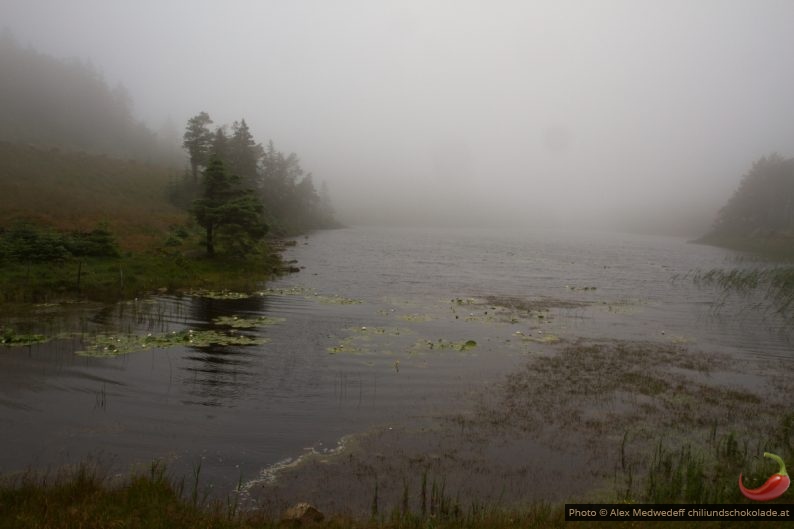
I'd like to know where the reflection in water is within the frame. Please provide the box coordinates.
[188,294,272,324]
[333,371,368,408]
[182,295,271,407]
[183,345,256,407]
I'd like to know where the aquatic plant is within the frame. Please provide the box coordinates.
[693,266,794,317]
[398,313,434,323]
[327,338,363,354]
[260,286,315,297]
[0,327,47,346]
[191,290,254,300]
[409,338,478,354]
[213,315,286,328]
[260,286,362,305]
[77,329,267,357]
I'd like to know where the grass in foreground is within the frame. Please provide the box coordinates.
[2,457,792,529]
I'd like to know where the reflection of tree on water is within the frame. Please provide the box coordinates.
[188,293,271,324]
[183,344,255,407]
[181,294,270,407]
[93,296,190,335]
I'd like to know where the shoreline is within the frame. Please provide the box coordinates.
[0,238,299,307]
[2,231,793,527]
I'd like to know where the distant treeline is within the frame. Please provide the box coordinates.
[176,112,337,236]
[0,33,177,163]
[709,154,794,238]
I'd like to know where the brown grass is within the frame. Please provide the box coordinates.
[0,141,186,251]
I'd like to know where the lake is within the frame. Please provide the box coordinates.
[1,226,791,512]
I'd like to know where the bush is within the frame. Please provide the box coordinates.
[66,225,120,257]
[0,221,119,262]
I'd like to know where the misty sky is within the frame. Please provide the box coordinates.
[4,0,794,232]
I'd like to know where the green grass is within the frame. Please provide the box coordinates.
[0,248,282,303]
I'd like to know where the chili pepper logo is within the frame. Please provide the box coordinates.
[738,452,790,501]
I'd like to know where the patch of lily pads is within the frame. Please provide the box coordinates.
[1,328,48,347]
[190,289,254,300]
[327,337,363,354]
[398,313,434,323]
[512,330,561,344]
[452,298,479,306]
[349,326,408,336]
[213,315,286,328]
[260,286,362,305]
[77,329,268,357]
[261,286,316,297]
[409,339,478,354]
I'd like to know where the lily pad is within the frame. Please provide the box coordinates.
[461,339,478,350]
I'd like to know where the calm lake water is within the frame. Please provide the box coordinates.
[0,226,791,497]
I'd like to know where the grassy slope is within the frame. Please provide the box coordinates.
[0,142,282,302]
[0,141,185,251]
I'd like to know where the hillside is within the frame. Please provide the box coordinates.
[0,33,177,163]
[0,142,185,251]
[700,154,794,260]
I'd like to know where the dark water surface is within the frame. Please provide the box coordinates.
[0,226,791,497]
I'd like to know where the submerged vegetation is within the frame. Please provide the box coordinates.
[692,267,794,317]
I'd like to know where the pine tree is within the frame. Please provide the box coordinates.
[182,112,214,183]
[191,156,267,256]
[228,119,263,187]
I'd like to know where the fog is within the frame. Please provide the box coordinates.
[4,0,794,234]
